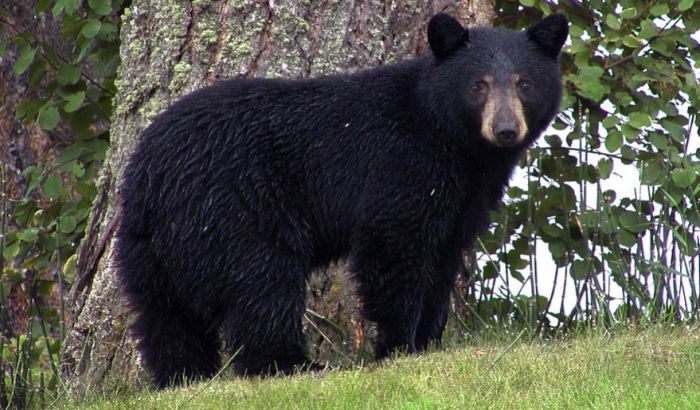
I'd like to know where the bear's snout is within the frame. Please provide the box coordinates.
[480,83,529,147]
[493,121,519,146]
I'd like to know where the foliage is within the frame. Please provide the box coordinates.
[0,0,123,406]
[457,0,700,331]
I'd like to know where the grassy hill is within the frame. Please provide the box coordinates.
[63,327,700,409]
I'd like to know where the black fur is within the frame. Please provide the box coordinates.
[428,13,469,60]
[114,14,568,388]
[527,14,569,58]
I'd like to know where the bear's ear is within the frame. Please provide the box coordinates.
[527,14,569,58]
[428,14,469,60]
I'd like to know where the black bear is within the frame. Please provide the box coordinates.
[114,13,568,388]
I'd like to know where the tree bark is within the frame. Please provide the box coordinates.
[60,0,496,395]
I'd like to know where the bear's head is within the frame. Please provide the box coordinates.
[425,13,568,149]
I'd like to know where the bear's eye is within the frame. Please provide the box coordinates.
[470,81,488,95]
[517,79,532,93]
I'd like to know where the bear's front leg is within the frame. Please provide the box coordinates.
[415,252,462,352]
[351,235,431,360]
[414,274,454,352]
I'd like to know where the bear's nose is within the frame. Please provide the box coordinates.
[493,123,518,146]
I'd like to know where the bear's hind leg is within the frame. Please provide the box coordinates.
[222,254,310,377]
[131,301,221,388]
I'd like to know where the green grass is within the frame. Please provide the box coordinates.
[63,327,700,409]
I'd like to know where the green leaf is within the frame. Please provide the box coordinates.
[13,47,36,75]
[59,215,77,233]
[661,118,687,143]
[70,106,95,136]
[649,133,668,151]
[619,212,648,233]
[88,0,112,15]
[510,269,525,283]
[15,98,39,122]
[680,0,695,11]
[620,145,636,163]
[540,222,562,239]
[63,254,77,277]
[572,46,590,65]
[64,0,80,14]
[656,185,683,209]
[622,35,642,48]
[571,260,591,280]
[3,241,20,259]
[28,59,47,91]
[545,134,562,148]
[57,64,81,85]
[650,3,670,16]
[63,91,86,113]
[38,106,60,130]
[598,158,613,179]
[621,124,639,141]
[16,228,39,242]
[520,0,535,6]
[548,240,567,259]
[55,142,88,164]
[81,19,102,39]
[52,0,64,17]
[42,175,62,199]
[36,0,52,13]
[505,250,529,270]
[59,160,86,178]
[605,131,623,152]
[672,167,696,189]
[628,112,652,129]
[482,263,498,280]
[575,67,609,102]
[619,8,636,19]
[601,115,618,129]
[535,2,551,14]
[617,229,637,247]
[639,20,658,40]
[569,25,583,37]
[579,66,604,79]
[99,22,117,39]
[605,14,621,30]
[74,38,95,63]
[579,82,609,102]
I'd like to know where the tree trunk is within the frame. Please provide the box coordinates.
[60,0,495,395]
